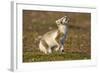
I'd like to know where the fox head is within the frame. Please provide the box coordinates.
[56,16,69,26]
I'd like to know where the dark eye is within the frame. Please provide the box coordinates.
[65,18,67,21]
[60,21,63,24]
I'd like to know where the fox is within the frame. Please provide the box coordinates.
[39,16,69,54]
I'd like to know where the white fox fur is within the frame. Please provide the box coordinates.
[39,16,69,54]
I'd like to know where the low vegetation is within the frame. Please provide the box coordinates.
[23,10,91,62]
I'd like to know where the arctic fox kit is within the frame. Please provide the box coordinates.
[39,16,69,54]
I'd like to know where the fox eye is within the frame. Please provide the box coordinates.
[60,21,63,24]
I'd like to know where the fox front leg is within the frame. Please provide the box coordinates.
[59,34,67,52]
[60,45,64,52]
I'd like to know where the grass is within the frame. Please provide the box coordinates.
[23,51,90,62]
[23,10,91,62]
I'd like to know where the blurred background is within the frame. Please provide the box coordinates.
[23,10,91,62]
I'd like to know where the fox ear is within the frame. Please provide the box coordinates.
[67,18,69,23]
[63,16,69,24]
